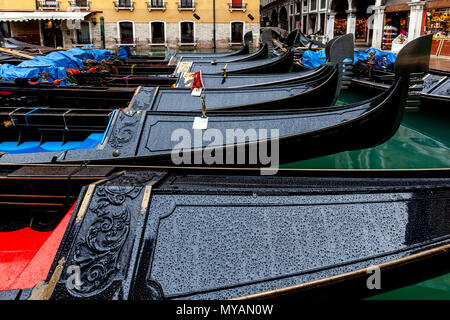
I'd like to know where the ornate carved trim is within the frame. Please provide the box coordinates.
[108,110,141,150]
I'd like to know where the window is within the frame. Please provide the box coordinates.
[73,0,89,7]
[180,21,194,43]
[39,0,59,10]
[0,22,10,37]
[310,0,317,11]
[231,21,244,43]
[179,0,193,8]
[151,0,164,7]
[114,0,133,10]
[118,21,134,44]
[150,21,165,44]
[76,21,91,44]
[320,0,326,10]
[231,0,243,9]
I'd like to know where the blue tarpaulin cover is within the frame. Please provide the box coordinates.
[301,49,326,69]
[301,47,398,69]
[0,47,113,85]
[117,46,131,61]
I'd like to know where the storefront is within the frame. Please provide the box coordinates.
[382,10,409,51]
[334,17,346,36]
[355,17,368,42]
[425,8,450,38]
[0,11,92,48]
[424,1,450,56]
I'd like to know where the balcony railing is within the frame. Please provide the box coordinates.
[178,0,195,11]
[177,37,198,46]
[113,1,135,11]
[38,0,60,11]
[227,37,244,46]
[147,1,166,11]
[228,2,247,12]
[114,37,138,46]
[68,0,90,10]
[147,38,167,46]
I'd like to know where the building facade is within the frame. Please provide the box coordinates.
[261,0,450,53]
[0,0,260,50]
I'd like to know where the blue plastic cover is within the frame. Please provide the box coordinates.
[117,46,131,61]
[353,48,397,66]
[0,47,113,85]
[301,49,326,69]
[301,47,397,69]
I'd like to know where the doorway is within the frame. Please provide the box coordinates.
[42,20,63,48]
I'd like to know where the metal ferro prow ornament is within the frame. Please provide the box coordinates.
[222,64,228,78]
[201,95,207,118]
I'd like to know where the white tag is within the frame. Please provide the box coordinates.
[193,117,208,130]
[191,87,203,96]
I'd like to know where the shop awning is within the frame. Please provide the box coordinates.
[0,11,91,22]
[424,0,450,10]
[384,0,410,13]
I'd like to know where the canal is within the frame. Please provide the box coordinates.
[285,88,450,299]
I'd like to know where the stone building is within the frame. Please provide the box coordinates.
[0,0,261,50]
[261,0,450,52]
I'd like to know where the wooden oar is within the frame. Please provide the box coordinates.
[0,47,35,59]
[272,39,287,52]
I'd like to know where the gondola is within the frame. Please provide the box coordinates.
[270,29,326,72]
[185,47,294,75]
[74,34,345,88]
[128,31,254,61]
[182,34,352,89]
[0,35,433,166]
[107,43,269,75]
[0,63,341,152]
[0,37,60,54]
[112,44,289,76]
[351,65,450,113]
[0,35,354,111]
[0,164,448,300]
[417,69,450,113]
[0,37,62,65]
[0,50,35,66]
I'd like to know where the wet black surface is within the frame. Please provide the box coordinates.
[37,168,449,300]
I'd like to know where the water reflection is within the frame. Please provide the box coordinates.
[283,91,450,170]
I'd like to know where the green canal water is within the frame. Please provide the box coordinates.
[282,90,450,170]
[287,89,450,300]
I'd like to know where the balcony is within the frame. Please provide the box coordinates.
[114,37,138,47]
[68,0,90,10]
[178,0,195,11]
[147,1,166,11]
[177,37,198,46]
[228,2,247,12]
[113,1,135,11]
[227,37,244,46]
[147,38,167,47]
[38,0,60,11]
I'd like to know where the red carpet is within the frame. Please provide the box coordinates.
[0,203,75,291]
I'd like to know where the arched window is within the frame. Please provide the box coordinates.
[180,21,194,44]
[118,21,134,44]
[150,21,166,44]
